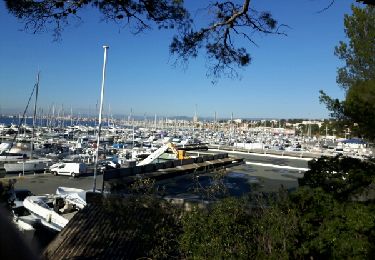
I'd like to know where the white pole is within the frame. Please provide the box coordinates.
[93,45,109,192]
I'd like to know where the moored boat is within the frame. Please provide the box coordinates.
[3,159,52,174]
[23,192,84,232]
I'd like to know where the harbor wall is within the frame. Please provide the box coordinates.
[208,144,326,159]
[103,152,237,182]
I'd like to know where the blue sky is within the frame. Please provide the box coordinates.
[0,0,359,119]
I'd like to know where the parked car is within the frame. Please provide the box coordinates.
[50,162,87,178]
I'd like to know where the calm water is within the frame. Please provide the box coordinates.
[0,116,97,127]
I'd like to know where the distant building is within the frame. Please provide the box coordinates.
[301,120,323,128]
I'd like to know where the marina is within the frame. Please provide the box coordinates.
[2,112,372,245]
[1,1,374,258]
[1,112,372,180]
[1,113,325,244]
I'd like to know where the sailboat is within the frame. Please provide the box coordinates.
[3,72,52,174]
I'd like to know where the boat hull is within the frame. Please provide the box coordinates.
[4,160,51,173]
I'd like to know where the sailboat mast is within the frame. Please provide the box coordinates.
[31,72,40,159]
[70,107,73,126]
[154,114,157,130]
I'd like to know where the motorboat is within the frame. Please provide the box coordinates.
[23,187,87,232]
[0,152,27,163]
[3,158,52,174]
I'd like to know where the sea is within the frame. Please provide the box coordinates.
[0,116,98,128]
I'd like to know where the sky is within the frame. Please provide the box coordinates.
[0,0,360,119]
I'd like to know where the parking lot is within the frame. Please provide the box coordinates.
[6,162,300,196]
[6,172,103,195]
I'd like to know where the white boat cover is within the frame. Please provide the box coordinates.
[56,187,87,209]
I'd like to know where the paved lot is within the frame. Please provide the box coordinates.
[5,160,301,196]
[222,152,310,168]
[8,172,103,194]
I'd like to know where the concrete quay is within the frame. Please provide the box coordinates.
[207,144,329,159]
[103,153,244,189]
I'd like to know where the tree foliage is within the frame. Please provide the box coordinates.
[335,5,375,90]
[5,0,189,34]
[291,187,375,259]
[289,155,375,258]
[179,194,298,259]
[300,155,375,200]
[4,0,285,79]
[345,79,375,140]
[180,156,375,259]
[179,198,253,259]
[169,0,285,79]
[82,154,375,260]
[320,5,375,140]
[319,90,346,120]
[103,195,182,259]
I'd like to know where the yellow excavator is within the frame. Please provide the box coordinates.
[137,142,188,166]
[167,142,188,160]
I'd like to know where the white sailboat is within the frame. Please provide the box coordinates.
[3,72,52,174]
